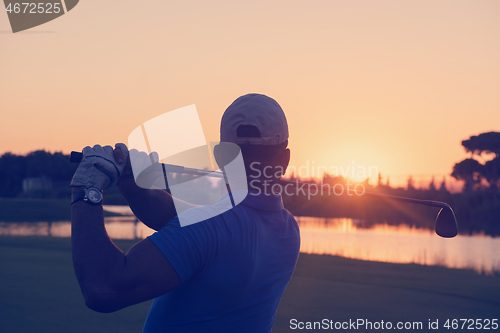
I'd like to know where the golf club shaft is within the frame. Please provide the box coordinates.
[70,151,450,210]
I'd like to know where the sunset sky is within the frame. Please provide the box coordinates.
[1,0,499,188]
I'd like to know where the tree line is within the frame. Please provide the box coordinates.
[0,150,77,197]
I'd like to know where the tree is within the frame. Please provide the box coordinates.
[0,153,26,197]
[462,131,500,158]
[438,177,448,192]
[483,157,500,191]
[429,176,436,191]
[407,176,415,191]
[451,158,483,192]
[453,132,500,191]
[25,150,77,182]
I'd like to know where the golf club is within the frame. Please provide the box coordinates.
[70,151,458,238]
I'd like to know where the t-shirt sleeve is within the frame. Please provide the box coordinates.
[148,217,213,284]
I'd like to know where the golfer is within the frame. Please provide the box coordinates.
[70,93,300,332]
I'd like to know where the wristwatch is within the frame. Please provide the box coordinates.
[71,187,103,205]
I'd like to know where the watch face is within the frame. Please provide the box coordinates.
[87,188,102,204]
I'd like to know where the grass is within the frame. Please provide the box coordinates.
[0,236,499,333]
[274,254,500,332]
[0,236,151,333]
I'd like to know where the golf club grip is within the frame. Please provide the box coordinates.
[70,151,83,163]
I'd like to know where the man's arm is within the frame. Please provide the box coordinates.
[113,146,198,231]
[115,174,177,231]
[71,186,182,313]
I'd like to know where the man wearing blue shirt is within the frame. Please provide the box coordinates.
[70,93,300,332]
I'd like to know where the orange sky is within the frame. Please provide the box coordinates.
[1,0,499,188]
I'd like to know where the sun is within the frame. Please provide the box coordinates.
[327,160,379,183]
[323,145,384,184]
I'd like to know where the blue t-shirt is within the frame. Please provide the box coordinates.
[144,192,300,333]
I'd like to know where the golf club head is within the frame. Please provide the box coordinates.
[435,207,458,238]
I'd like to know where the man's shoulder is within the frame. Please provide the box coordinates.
[161,192,297,232]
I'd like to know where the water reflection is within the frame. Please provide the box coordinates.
[297,217,500,275]
[1,213,499,274]
[0,217,155,239]
[0,205,155,239]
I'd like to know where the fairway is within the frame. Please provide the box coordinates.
[274,254,500,332]
[1,236,499,332]
[0,236,152,333]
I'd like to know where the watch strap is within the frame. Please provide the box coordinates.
[71,189,87,205]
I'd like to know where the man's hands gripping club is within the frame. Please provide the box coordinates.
[70,143,180,231]
[71,144,129,190]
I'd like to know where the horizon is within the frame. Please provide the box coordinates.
[0,146,467,192]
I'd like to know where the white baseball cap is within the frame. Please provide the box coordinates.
[220,93,289,145]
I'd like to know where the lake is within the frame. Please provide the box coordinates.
[1,205,498,275]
